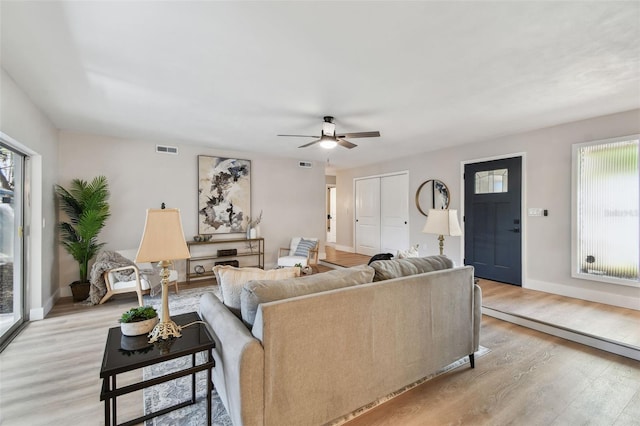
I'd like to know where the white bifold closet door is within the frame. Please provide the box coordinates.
[355,173,409,256]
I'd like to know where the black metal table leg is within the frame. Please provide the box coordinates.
[192,353,196,403]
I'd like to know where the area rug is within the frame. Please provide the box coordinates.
[142,284,490,426]
[142,284,231,426]
[142,285,219,316]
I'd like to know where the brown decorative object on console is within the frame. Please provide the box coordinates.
[217,249,237,257]
[215,260,240,267]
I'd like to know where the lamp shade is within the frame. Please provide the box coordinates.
[422,209,462,236]
[136,208,191,262]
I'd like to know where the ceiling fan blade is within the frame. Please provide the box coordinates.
[336,131,380,139]
[277,134,320,138]
[337,138,357,149]
[298,139,321,148]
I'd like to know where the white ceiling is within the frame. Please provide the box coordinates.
[2,1,639,172]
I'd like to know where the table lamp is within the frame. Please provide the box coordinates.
[422,209,462,255]
[136,208,191,343]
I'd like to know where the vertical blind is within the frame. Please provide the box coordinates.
[576,138,639,282]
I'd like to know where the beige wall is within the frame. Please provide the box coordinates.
[57,132,326,296]
[336,109,640,309]
[0,68,60,319]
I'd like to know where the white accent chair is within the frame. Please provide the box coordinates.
[277,237,319,271]
[100,249,178,306]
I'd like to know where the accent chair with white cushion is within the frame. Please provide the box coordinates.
[100,249,178,306]
[277,237,319,270]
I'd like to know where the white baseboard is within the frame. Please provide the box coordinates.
[29,288,58,321]
[526,279,640,311]
[335,244,354,253]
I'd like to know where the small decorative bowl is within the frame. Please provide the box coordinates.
[120,316,159,337]
[193,235,203,242]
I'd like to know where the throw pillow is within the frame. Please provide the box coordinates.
[294,238,317,257]
[214,266,301,315]
[370,255,454,282]
[396,244,420,259]
[241,264,375,327]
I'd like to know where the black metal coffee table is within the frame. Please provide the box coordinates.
[100,312,215,426]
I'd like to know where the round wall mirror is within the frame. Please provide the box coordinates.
[415,179,450,217]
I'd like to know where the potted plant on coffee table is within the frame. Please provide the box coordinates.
[55,176,110,301]
[119,306,159,336]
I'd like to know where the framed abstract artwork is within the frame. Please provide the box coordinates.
[198,156,251,234]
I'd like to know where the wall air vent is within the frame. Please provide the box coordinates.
[156,145,178,155]
[298,161,312,168]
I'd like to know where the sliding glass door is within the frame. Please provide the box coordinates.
[0,142,25,350]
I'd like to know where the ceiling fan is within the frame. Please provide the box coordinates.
[278,116,380,149]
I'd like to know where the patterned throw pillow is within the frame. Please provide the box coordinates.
[294,238,317,257]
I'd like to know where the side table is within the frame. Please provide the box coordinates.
[100,312,215,426]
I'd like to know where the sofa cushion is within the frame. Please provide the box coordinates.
[241,264,375,327]
[370,255,453,281]
[214,265,301,315]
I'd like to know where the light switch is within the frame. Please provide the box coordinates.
[528,208,543,217]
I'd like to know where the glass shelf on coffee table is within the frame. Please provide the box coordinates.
[99,312,215,426]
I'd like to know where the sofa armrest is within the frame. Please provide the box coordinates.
[199,292,264,426]
[473,283,482,352]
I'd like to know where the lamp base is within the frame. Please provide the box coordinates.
[438,234,445,255]
[148,319,182,343]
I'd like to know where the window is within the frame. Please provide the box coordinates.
[572,135,639,286]
[475,169,508,194]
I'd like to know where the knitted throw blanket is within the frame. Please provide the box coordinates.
[89,251,137,305]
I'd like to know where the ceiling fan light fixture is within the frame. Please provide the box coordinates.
[322,120,335,137]
[319,135,338,149]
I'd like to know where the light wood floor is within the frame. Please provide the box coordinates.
[478,279,640,349]
[344,316,640,426]
[1,293,639,426]
[2,253,639,425]
[322,246,371,268]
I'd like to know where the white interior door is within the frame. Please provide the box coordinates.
[380,173,409,254]
[327,187,336,243]
[355,178,380,256]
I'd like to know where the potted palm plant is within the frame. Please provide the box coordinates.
[55,176,110,301]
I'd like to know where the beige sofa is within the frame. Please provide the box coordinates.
[199,257,481,426]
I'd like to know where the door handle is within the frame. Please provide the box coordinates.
[509,228,520,233]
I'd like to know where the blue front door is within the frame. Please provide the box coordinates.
[464,157,522,286]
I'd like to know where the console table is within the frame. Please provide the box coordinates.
[186,237,264,283]
[99,312,215,426]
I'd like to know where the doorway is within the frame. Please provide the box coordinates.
[464,156,522,285]
[354,172,409,256]
[327,186,336,244]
